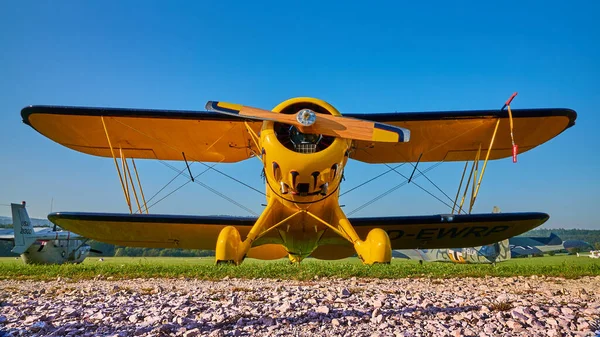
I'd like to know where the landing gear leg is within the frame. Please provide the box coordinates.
[214,201,275,265]
[332,206,392,265]
[355,228,392,265]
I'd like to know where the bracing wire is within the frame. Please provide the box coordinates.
[159,161,259,216]
[142,161,215,208]
[109,117,265,196]
[339,163,405,197]
[385,163,466,214]
[138,162,215,213]
[347,162,445,216]
[346,120,487,215]
[388,167,455,210]
[146,162,191,204]
[196,162,265,196]
[135,158,262,215]
[144,179,193,212]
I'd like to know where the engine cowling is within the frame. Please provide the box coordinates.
[270,97,342,154]
[260,98,351,206]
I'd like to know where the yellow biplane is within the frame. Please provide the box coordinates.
[21,96,576,264]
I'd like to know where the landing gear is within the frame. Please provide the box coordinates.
[214,201,276,265]
[215,226,244,265]
[355,228,392,265]
[331,206,392,265]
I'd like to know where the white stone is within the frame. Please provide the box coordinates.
[316,306,330,315]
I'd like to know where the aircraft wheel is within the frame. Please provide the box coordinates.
[215,226,243,265]
[356,228,392,265]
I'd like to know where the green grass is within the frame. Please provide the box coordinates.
[0,255,598,281]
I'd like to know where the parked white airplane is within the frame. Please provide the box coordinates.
[0,202,95,264]
[392,239,510,264]
[577,251,600,259]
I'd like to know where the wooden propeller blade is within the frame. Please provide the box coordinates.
[206,101,410,143]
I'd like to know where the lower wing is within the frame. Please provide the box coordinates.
[48,212,546,251]
[350,212,547,249]
[47,213,260,249]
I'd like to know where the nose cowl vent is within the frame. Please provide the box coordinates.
[296,183,310,195]
[272,162,281,181]
[330,164,338,181]
[311,172,320,189]
[290,171,299,187]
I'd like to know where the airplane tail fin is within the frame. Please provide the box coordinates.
[11,202,37,254]
[547,233,563,246]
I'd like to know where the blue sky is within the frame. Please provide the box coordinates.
[0,1,598,229]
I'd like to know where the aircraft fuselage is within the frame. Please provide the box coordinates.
[249,98,361,262]
[21,239,90,264]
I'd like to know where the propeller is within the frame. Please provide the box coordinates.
[206,101,410,143]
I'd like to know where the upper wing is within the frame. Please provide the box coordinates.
[22,106,263,162]
[346,108,576,163]
[348,212,548,249]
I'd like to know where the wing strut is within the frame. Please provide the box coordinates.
[101,116,149,214]
[130,158,149,214]
[451,161,469,214]
[470,119,501,213]
[121,149,146,214]
[101,116,132,213]
[244,121,262,158]
[182,152,195,182]
[407,153,423,183]
[456,145,480,214]
[119,148,132,211]
[453,93,519,214]
[453,118,501,214]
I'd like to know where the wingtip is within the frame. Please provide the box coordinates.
[401,128,410,142]
[205,101,217,111]
[374,123,411,143]
[205,101,242,115]
[20,106,35,126]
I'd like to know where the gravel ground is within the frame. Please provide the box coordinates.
[1,276,599,336]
